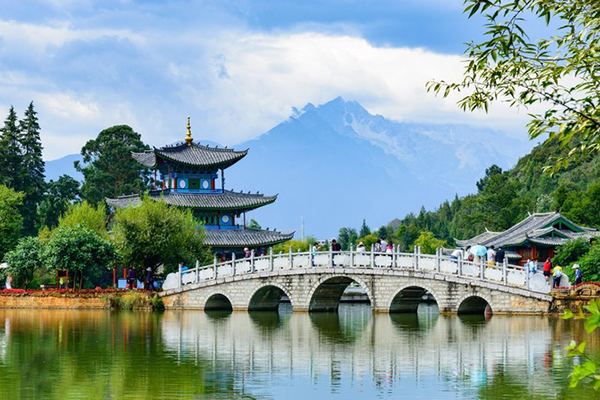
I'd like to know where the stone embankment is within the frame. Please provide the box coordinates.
[551,283,600,313]
[0,290,163,310]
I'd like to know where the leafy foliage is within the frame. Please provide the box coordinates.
[428,0,600,172]
[37,174,80,230]
[338,227,358,250]
[0,185,24,260]
[58,201,109,239]
[413,231,447,255]
[41,225,117,289]
[563,298,600,390]
[4,237,43,289]
[75,125,150,205]
[112,196,211,277]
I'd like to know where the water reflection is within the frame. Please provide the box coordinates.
[0,307,598,399]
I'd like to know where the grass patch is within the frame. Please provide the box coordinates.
[103,292,164,310]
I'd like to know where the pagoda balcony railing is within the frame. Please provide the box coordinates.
[164,244,552,295]
[150,188,224,195]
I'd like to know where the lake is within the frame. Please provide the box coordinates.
[0,304,598,399]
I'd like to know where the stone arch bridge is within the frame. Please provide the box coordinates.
[160,248,553,314]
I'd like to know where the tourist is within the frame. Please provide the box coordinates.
[487,245,496,265]
[386,240,394,254]
[573,264,583,285]
[331,239,342,266]
[5,273,12,290]
[527,259,537,275]
[380,237,388,251]
[374,238,382,253]
[128,268,137,290]
[466,245,474,262]
[496,246,505,264]
[356,242,366,252]
[244,247,251,258]
[552,265,563,288]
[543,258,552,283]
[145,267,154,291]
[451,248,463,261]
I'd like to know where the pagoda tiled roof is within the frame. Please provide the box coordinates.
[455,212,600,248]
[132,142,248,169]
[204,228,294,247]
[106,189,277,211]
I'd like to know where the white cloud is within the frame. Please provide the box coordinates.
[0,19,532,160]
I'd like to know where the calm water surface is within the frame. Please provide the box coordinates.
[0,304,598,399]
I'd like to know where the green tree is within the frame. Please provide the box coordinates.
[4,236,43,289]
[413,231,447,255]
[359,219,371,238]
[248,219,261,229]
[41,225,117,289]
[428,0,600,172]
[338,227,358,250]
[58,201,108,239]
[18,102,45,235]
[75,125,150,205]
[112,197,211,277]
[0,107,23,191]
[37,175,80,230]
[0,185,24,260]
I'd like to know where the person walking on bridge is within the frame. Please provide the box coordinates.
[573,264,583,285]
[331,239,342,266]
[543,258,552,283]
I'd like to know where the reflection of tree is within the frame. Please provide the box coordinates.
[389,311,438,332]
[0,310,246,399]
[310,304,370,344]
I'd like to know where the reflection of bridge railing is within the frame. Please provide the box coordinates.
[165,246,551,294]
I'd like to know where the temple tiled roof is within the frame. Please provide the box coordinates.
[132,142,248,169]
[204,228,294,247]
[456,212,600,248]
[106,189,277,211]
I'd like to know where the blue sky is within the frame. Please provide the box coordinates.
[0,0,535,160]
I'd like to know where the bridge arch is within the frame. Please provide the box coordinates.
[247,283,295,311]
[204,292,233,311]
[388,284,441,313]
[457,294,493,315]
[307,275,372,312]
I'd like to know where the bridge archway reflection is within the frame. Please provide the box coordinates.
[389,286,439,313]
[205,293,233,311]
[309,304,371,343]
[458,296,492,316]
[308,277,372,312]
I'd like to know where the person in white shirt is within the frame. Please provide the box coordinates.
[356,242,366,252]
[451,248,463,261]
[487,245,496,265]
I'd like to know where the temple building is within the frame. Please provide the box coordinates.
[107,118,293,257]
[456,211,599,265]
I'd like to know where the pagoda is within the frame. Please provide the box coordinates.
[106,118,293,257]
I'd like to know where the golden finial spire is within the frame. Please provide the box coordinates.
[185,116,193,146]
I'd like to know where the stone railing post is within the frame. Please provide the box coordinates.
[458,253,463,277]
[289,245,294,269]
[269,247,274,271]
[350,244,354,268]
[503,258,508,284]
[196,260,200,283]
[232,252,236,276]
[436,248,441,272]
[392,244,397,269]
[525,263,530,290]
[370,244,375,269]
[178,263,182,287]
[309,245,314,268]
[213,255,218,280]
[414,246,418,271]
[251,250,255,273]
[480,257,484,280]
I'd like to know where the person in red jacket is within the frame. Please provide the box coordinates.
[543,258,552,283]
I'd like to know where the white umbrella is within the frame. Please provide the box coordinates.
[0,263,7,269]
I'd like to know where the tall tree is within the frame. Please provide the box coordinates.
[428,0,600,172]
[75,125,150,205]
[0,106,23,191]
[19,102,45,235]
[37,175,80,230]
[0,185,24,260]
[359,219,371,238]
